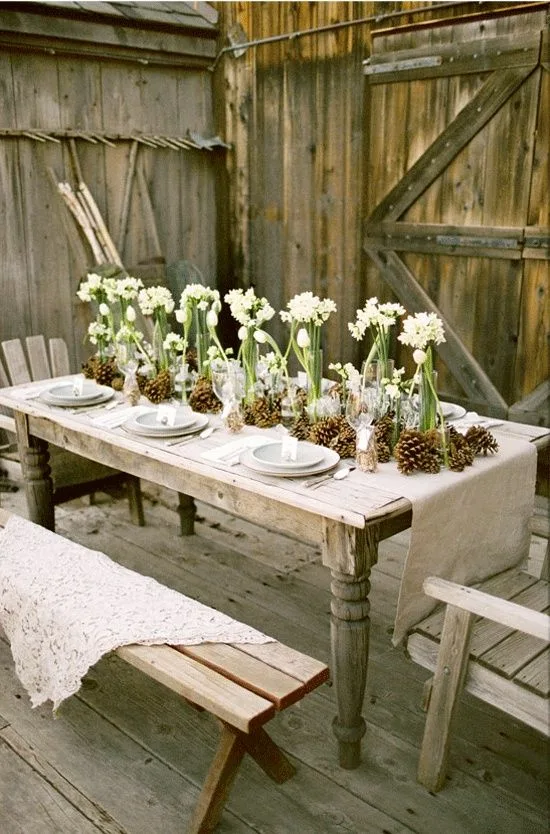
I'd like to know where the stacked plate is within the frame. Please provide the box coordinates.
[40,380,114,407]
[441,402,467,421]
[123,407,209,439]
[240,440,340,478]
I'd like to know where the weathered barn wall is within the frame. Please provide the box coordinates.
[0,3,221,368]
[213,1,549,420]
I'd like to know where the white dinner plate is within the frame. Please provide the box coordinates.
[240,446,340,478]
[41,384,114,407]
[123,412,208,438]
[441,402,467,421]
[134,407,197,433]
[251,440,325,470]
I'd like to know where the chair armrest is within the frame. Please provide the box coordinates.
[422,576,549,641]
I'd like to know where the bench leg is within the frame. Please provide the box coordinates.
[188,723,295,834]
[417,606,474,792]
[177,492,196,536]
[187,724,245,834]
[126,475,145,526]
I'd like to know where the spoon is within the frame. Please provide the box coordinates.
[165,426,216,447]
[304,465,355,489]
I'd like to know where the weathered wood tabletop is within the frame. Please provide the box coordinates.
[0,378,547,770]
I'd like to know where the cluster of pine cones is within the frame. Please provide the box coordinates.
[81,356,123,390]
[394,424,498,475]
[188,376,222,413]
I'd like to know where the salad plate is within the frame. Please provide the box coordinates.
[41,382,114,407]
[123,412,208,438]
[251,441,325,471]
[441,402,467,421]
[240,446,340,478]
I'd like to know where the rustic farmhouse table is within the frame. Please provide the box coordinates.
[1,379,547,770]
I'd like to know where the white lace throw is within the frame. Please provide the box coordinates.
[0,515,272,710]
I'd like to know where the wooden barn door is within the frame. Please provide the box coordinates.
[363,4,549,420]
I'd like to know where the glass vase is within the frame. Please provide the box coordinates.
[418,369,438,432]
[306,348,323,420]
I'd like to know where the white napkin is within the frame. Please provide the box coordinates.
[451,411,504,432]
[90,405,149,429]
[201,435,268,463]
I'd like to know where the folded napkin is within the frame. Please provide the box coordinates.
[451,411,504,432]
[90,405,149,429]
[0,514,272,710]
[201,434,269,463]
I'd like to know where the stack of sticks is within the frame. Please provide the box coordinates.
[55,179,123,267]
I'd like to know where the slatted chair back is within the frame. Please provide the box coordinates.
[1,339,31,385]
[25,335,52,381]
[49,338,71,377]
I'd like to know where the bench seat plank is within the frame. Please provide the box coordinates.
[233,641,330,690]
[173,643,311,710]
[479,628,549,678]
[116,644,275,733]
[515,647,550,696]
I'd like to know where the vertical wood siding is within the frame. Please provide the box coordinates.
[215,1,548,414]
[0,47,218,368]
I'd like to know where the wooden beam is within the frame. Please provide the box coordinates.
[364,247,509,412]
[364,221,524,259]
[367,65,536,224]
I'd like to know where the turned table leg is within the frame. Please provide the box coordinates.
[15,413,54,530]
[324,521,378,769]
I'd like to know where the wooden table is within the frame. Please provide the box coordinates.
[1,381,547,770]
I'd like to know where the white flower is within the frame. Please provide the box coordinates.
[254,329,267,344]
[99,303,110,317]
[280,291,337,325]
[77,273,104,302]
[225,287,275,327]
[413,349,427,365]
[138,286,175,316]
[87,321,110,345]
[348,297,404,340]
[296,328,310,348]
[126,305,136,323]
[112,276,144,300]
[237,325,248,341]
[398,312,446,351]
[206,309,218,328]
[163,332,185,352]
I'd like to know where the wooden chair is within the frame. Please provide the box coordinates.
[0,336,144,525]
[407,568,549,792]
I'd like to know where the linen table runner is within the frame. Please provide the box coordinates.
[371,433,538,645]
[0,515,272,710]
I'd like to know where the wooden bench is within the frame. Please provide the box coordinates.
[407,568,549,793]
[0,509,329,833]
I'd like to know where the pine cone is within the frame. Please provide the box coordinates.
[464,425,499,456]
[111,375,124,392]
[185,346,198,373]
[375,414,394,462]
[394,429,433,475]
[245,396,282,428]
[81,355,99,379]
[447,426,475,471]
[136,371,150,395]
[188,376,222,413]
[290,414,311,440]
[308,416,341,448]
[94,357,117,387]
[144,369,172,404]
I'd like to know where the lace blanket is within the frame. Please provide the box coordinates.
[0,515,272,710]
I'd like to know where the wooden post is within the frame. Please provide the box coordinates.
[15,412,55,531]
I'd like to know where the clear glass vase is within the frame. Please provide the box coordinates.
[419,369,438,431]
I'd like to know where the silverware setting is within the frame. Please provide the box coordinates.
[303,465,356,489]
[165,426,216,447]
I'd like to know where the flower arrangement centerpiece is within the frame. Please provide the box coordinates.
[177,284,220,378]
[224,288,275,405]
[348,297,405,401]
[77,271,122,385]
[136,285,175,402]
[280,291,337,420]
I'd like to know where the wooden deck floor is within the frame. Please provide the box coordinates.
[0,479,548,834]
